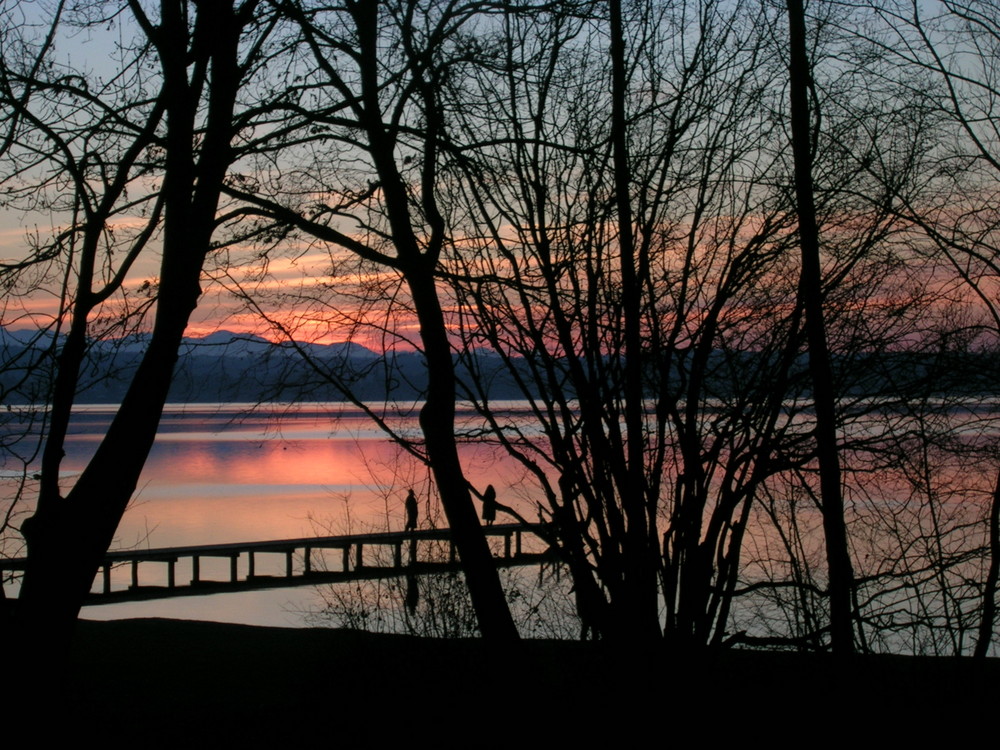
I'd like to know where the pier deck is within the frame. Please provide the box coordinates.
[0,523,556,604]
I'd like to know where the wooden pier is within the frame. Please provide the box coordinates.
[0,523,555,604]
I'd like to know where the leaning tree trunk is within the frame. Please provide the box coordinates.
[346,0,518,640]
[408,269,520,640]
[15,0,246,648]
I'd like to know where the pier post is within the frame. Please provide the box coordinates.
[192,555,201,584]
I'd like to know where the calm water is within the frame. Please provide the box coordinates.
[1,402,540,626]
[5,401,996,648]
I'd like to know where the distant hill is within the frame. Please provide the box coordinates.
[0,327,529,404]
[2,324,999,404]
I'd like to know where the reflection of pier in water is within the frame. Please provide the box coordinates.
[2,523,555,605]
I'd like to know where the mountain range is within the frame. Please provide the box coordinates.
[0,327,517,404]
[2,325,998,405]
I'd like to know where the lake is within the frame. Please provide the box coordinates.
[3,399,997,651]
[1,402,543,627]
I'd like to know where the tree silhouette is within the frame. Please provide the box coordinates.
[222,0,519,639]
[0,0,295,647]
[2,0,1000,656]
[785,0,855,655]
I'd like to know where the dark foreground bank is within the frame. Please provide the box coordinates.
[68,618,998,745]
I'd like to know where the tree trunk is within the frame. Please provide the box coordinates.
[408,270,520,640]
[975,468,1000,658]
[785,0,855,655]
[608,0,660,639]
[14,0,246,645]
[347,0,518,640]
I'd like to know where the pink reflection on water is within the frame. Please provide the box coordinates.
[49,405,539,550]
[7,404,543,625]
[140,436,408,488]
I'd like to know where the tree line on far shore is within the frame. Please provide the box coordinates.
[5,326,996,405]
[3,0,1000,656]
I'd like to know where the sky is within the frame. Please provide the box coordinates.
[0,192,422,349]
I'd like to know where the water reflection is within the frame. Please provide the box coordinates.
[2,403,542,626]
[7,401,994,651]
[5,402,537,548]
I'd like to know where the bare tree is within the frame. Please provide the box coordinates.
[0,0,294,647]
[785,0,855,655]
[434,0,813,642]
[847,0,1000,657]
[223,0,519,639]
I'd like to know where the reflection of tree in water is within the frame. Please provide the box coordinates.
[302,538,577,639]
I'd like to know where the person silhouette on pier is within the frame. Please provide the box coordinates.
[482,484,497,526]
[404,489,418,532]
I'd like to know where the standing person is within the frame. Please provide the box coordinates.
[404,489,418,532]
[482,484,497,526]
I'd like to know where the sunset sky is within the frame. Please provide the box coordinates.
[0,203,426,351]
